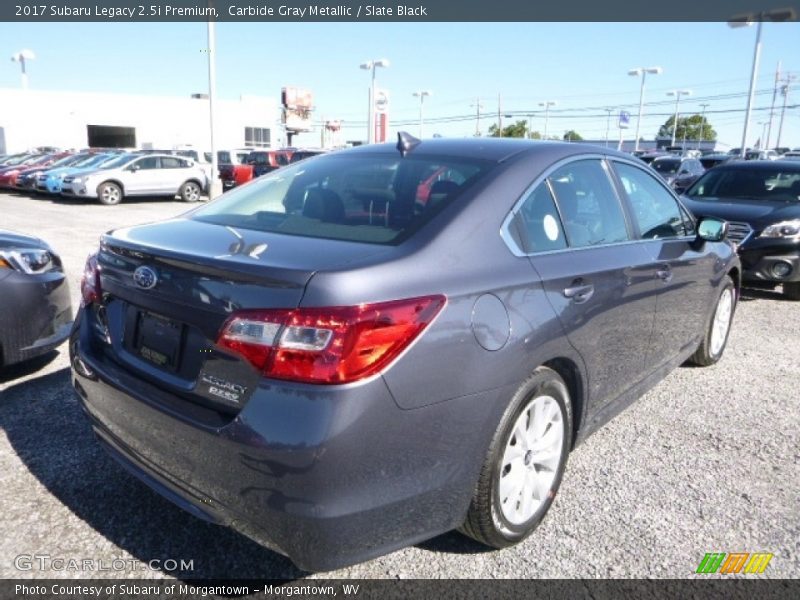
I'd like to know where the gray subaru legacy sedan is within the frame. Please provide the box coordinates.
[70,137,739,571]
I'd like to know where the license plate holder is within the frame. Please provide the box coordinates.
[134,311,183,370]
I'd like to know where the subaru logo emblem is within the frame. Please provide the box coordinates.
[133,266,158,290]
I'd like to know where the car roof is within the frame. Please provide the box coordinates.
[713,160,800,171]
[341,137,634,164]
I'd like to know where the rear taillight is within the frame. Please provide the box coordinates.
[80,253,101,305]
[216,295,446,384]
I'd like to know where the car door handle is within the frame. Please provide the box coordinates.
[656,266,673,283]
[563,282,595,304]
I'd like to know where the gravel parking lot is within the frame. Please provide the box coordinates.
[0,190,798,580]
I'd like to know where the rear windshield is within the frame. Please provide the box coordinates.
[686,168,800,202]
[192,153,493,244]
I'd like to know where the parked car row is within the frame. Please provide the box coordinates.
[1,150,209,205]
[218,147,328,190]
[630,146,800,300]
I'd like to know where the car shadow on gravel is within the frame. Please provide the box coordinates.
[0,351,59,384]
[0,368,307,581]
[415,531,493,556]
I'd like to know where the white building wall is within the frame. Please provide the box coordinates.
[0,88,281,154]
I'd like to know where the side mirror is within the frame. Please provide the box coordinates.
[697,217,728,242]
[128,164,140,172]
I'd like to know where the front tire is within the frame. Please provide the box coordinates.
[179,181,202,203]
[97,182,122,206]
[783,282,800,301]
[460,367,572,548]
[689,275,735,366]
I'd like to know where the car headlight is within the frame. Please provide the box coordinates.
[0,248,57,274]
[759,220,800,239]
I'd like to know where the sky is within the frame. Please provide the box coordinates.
[1,21,799,149]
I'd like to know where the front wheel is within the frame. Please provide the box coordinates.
[97,182,122,206]
[179,181,202,203]
[783,282,800,301]
[460,367,572,548]
[689,276,736,366]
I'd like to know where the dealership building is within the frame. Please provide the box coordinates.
[0,88,281,155]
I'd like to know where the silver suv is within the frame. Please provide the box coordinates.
[61,153,208,205]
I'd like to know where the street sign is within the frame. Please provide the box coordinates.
[619,110,631,129]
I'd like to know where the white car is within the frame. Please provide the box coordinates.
[61,153,208,205]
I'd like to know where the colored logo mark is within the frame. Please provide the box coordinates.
[696,552,773,574]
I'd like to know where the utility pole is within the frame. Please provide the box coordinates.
[776,74,796,149]
[470,98,484,136]
[766,61,781,149]
[497,93,502,137]
[698,103,710,150]
[604,108,614,147]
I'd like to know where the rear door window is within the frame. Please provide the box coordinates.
[547,160,630,248]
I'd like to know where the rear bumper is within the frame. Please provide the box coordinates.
[70,312,503,571]
[0,270,72,366]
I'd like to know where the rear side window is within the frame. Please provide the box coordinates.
[614,162,691,239]
[135,156,159,170]
[192,154,492,245]
[547,160,630,248]
[513,182,567,253]
[160,156,187,169]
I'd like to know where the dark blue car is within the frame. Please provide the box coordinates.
[70,137,739,570]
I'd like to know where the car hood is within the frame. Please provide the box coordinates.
[682,196,800,229]
[0,229,47,250]
[66,167,110,178]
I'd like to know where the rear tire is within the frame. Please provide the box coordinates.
[97,182,122,206]
[783,282,800,301]
[689,276,735,366]
[179,180,202,203]
[460,367,572,548]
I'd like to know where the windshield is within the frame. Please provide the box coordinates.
[72,154,106,168]
[192,153,493,245]
[686,168,800,202]
[48,154,82,168]
[652,159,680,174]
[3,154,34,166]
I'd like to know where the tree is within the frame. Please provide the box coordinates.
[563,130,583,141]
[488,120,528,138]
[658,114,717,143]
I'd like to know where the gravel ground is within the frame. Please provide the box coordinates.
[0,191,798,580]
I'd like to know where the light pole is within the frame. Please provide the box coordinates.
[698,103,710,149]
[666,89,692,147]
[728,8,796,156]
[538,101,557,139]
[628,66,662,152]
[206,21,221,200]
[412,90,431,138]
[11,49,35,89]
[360,59,390,144]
